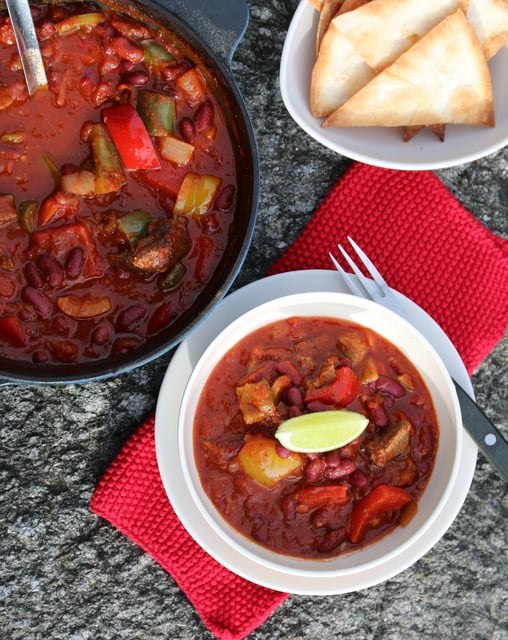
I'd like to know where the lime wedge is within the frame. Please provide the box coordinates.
[275,410,369,453]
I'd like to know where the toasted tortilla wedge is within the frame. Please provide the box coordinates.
[310,20,374,117]
[323,10,494,128]
[403,124,446,142]
[334,0,469,71]
[337,0,372,15]
[468,0,508,59]
[316,0,345,52]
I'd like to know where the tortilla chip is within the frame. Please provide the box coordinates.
[310,20,374,117]
[323,10,494,128]
[337,0,372,15]
[333,0,469,71]
[316,0,346,52]
[309,0,324,10]
[468,0,508,59]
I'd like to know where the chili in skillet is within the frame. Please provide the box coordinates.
[0,2,238,364]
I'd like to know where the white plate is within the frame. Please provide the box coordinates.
[279,0,508,170]
[155,270,477,595]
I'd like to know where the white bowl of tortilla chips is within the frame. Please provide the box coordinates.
[280,0,508,169]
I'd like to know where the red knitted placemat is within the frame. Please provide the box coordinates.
[91,162,508,640]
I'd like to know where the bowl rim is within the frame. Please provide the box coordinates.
[177,290,463,577]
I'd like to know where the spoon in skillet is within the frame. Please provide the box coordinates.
[6,0,47,94]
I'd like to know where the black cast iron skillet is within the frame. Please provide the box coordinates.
[0,0,259,385]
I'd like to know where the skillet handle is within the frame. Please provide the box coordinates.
[162,0,250,65]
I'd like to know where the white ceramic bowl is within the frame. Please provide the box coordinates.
[177,291,462,578]
[280,0,508,170]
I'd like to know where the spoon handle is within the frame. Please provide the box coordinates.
[6,0,47,94]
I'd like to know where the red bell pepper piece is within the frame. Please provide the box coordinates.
[102,104,160,170]
[304,366,359,407]
[293,484,350,512]
[0,316,26,347]
[349,484,412,543]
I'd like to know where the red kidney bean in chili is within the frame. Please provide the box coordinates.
[194,316,439,559]
[0,3,238,364]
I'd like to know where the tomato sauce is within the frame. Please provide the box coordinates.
[0,2,238,364]
[194,316,439,559]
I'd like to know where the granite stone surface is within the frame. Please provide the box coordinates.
[1,1,507,639]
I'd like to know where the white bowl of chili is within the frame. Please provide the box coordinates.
[177,291,462,577]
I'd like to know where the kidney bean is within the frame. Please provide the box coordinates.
[29,5,42,19]
[64,247,85,280]
[281,494,297,522]
[323,450,342,467]
[50,340,78,363]
[193,99,214,131]
[123,71,149,87]
[339,439,360,460]
[370,375,406,398]
[112,336,142,354]
[91,321,112,346]
[38,253,64,288]
[214,184,235,211]
[305,458,325,484]
[363,398,389,427]
[32,349,49,364]
[286,386,303,408]
[179,117,196,143]
[92,81,116,107]
[287,405,302,418]
[111,16,151,41]
[383,395,395,408]
[109,36,144,63]
[36,18,56,41]
[117,304,146,329]
[324,459,356,480]
[100,53,120,75]
[22,286,51,318]
[162,60,191,82]
[276,359,303,385]
[47,70,62,95]
[348,469,368,488]
[23,262,44,289]
[275,442,292,459]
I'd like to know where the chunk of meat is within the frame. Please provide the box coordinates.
[131,216,191,274]
[337,330,369,363]
[365,419,412,467]
[236,380,278,425]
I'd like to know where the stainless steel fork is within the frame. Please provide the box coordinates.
[330,236,508,481]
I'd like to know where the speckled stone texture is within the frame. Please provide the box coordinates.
[1,1,507,639]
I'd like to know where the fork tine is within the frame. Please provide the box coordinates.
[344,237,408,318]
[328,251,366,299]
[346,236,388,299]
[337,243,380,301]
